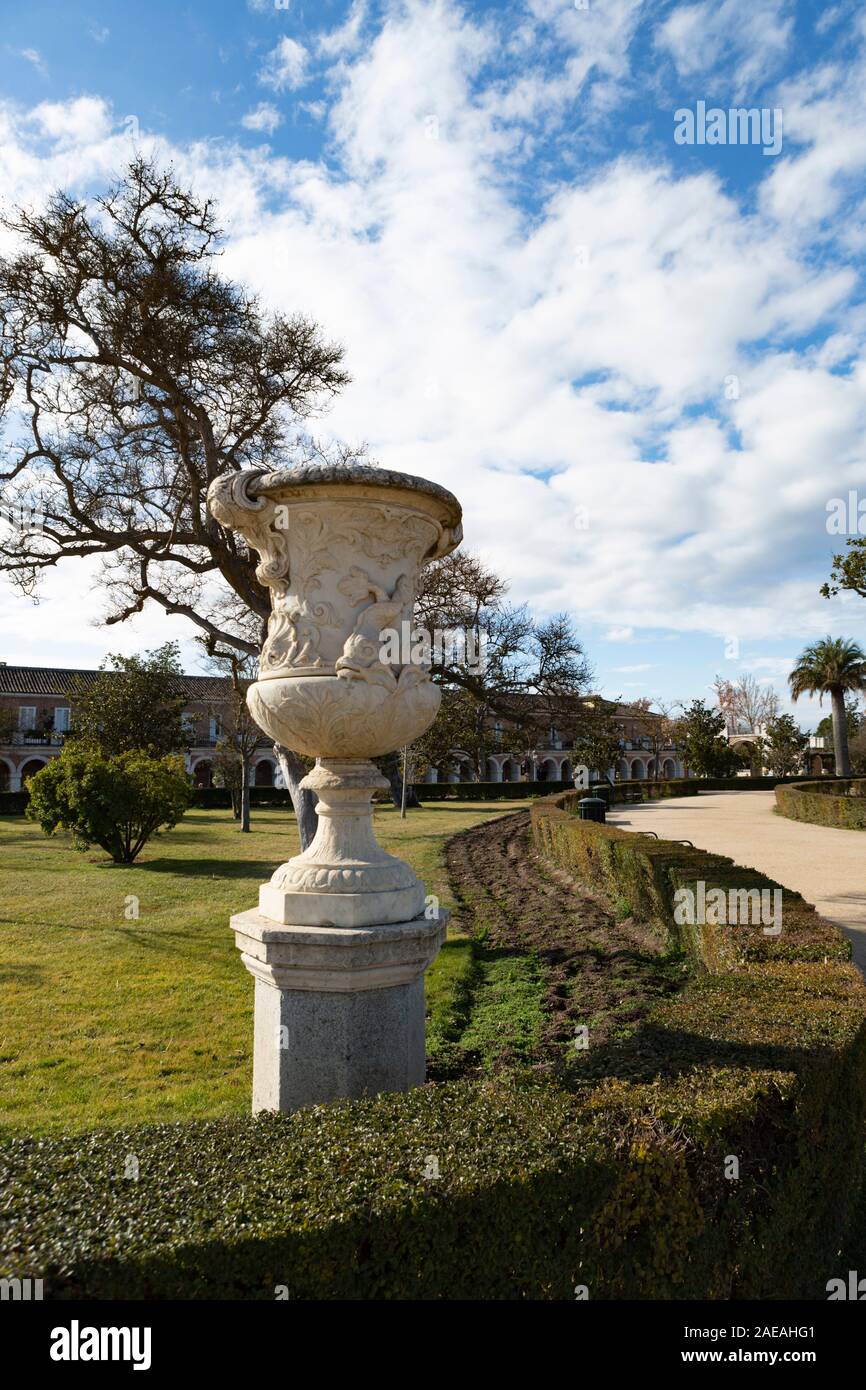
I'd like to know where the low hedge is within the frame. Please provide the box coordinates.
[4,789,865,1299]
[525,791,866,1292]
[2,1042,863,1301]
[533,790,848,966]
[776,778,866,830]
[412,779,572,801]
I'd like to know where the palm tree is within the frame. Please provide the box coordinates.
[789,637,866,777]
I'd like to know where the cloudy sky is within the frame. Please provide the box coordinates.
[2,0,865,725]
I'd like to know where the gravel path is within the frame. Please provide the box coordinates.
[608,790,866,974]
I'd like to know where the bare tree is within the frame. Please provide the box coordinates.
[0,158,352,847]
[712,674,780,735]
[629,699,682,781]
[201,647,262,832]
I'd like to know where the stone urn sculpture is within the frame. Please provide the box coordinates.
[207,461,462,1112]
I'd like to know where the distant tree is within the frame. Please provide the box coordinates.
[408,552,593,790]
[847,724,866,775]
[200,647,262,832]
[677,699,741,777]
[628,699,682,781]
[712,673,780,735]
[759,714,808,776]
[65,643,189,758]
[815,696,863,747]
[789,637,866,778]
[0,158,352,849]
[26,745,190,863]
[570,701,624,782]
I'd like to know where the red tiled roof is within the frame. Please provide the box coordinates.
[0,665,231,700]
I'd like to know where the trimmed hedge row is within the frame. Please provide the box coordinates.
[410,779,572,801]
[533,790,849,966]
[526,790,866,1291]
[2,1038,863,1301]
[776,778,866,830]
[3,789,865,1299]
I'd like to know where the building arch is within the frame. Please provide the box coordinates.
[662,757,677,778]
[19,757,48,784]
[0,757,15,791]
[630,758,646,780]
[190,758,213,789]
[253,758,275,787]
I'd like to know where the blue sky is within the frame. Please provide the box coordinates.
[2,0,866,727]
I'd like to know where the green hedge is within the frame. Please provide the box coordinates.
[525,792,866,1291]
[3,789,865,1299]
[411,779,572,801]
[776,778,866,830]
[593,777,699,806]
[3,1044,863,1302]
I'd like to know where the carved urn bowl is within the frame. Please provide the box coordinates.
[207,463,463,759]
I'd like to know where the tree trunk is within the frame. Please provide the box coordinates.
[274,743,319,850]
[831,687,851,777]
[378,751,421,809]
[240,757,250,833]
[230,786,241,820]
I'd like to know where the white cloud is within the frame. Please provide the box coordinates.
[259,36,308,92]
[25,96,113,148]
[2,2,866,681]
[241,102,283,135]
[656,0,793,96]
[317,0,369,58]
[20,48,48,78]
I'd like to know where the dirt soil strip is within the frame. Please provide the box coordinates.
[443,810,686,1072]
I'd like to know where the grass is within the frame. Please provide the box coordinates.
[0,801,524,1136]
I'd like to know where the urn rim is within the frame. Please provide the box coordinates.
[246,461,461,527]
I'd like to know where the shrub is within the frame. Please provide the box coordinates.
[411,780,572,801]
[26,744,191,863]
[4,787,865,1300]
[776,778,866,830]
[532,793,849,965]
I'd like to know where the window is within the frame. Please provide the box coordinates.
[209,716,221,741]
[54,707,70,733]
[17,707,36,731]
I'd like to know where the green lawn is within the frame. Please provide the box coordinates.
[0,801,524,1136]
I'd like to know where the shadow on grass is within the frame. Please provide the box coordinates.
[0,962,45,985]
[561,1018,833,1089]
[113,858,279,880]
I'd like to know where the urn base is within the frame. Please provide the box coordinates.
[259,879,425,928]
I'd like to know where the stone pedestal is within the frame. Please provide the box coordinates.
[206,460,462,1115]
[234,908,447,1112]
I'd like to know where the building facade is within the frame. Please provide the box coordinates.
[0,665,281,791]
[1,668,686,791]
[422,701,687,784]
